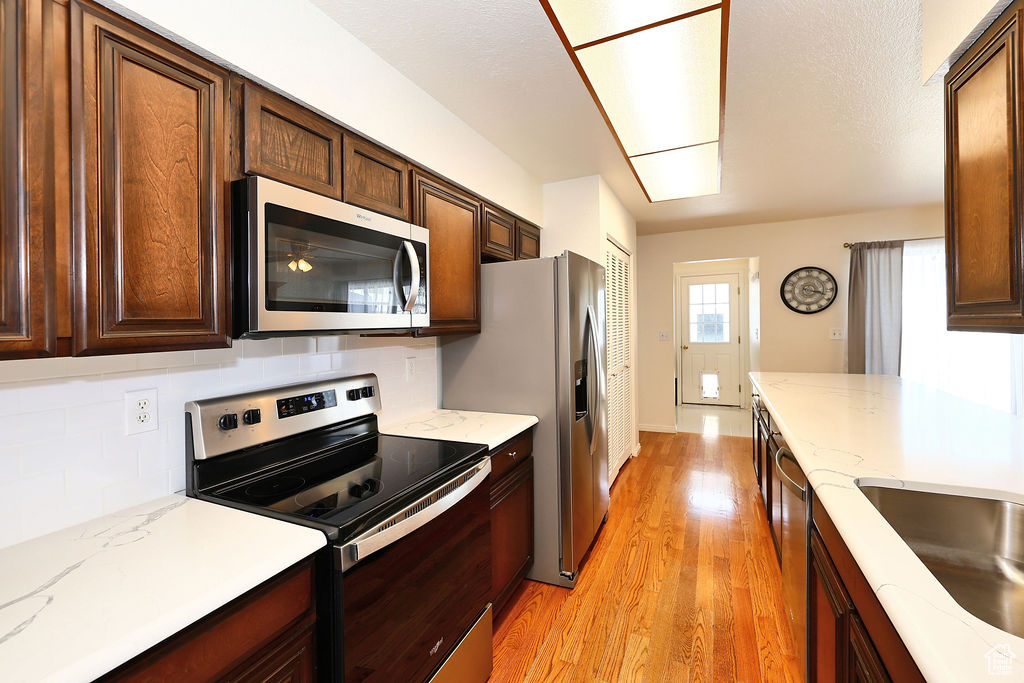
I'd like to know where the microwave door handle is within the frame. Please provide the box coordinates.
[403,241,420,312]
[392,245,408,310]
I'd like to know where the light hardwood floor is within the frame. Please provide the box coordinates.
[490,431,800,682]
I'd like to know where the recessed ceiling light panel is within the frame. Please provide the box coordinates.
[631,143,720,201]
[546,0,718,47]
[576,9,721,156]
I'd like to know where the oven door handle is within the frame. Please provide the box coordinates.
[337,458,491,571]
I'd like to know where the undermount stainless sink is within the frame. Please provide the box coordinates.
[858,483,1024,638]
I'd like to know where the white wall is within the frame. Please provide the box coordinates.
[922,0,1010,83]
[101,0,543,222]
[637,204,943,431]
[0,336,439,549]
[748,257,761,374]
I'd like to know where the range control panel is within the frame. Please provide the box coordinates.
[186,374,382,460]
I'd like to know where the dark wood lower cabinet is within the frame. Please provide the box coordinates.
[102,558,316,682]
[489,430,534,615]
[809,497,922,682]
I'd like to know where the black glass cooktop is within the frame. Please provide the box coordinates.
[211,432,486,532]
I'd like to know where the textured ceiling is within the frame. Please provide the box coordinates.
[312,0,944,234]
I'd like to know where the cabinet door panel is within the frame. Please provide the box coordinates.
[490,456,533,615]
[0,0,58,359]
[848,615,891,683]
[343,134,410,220]
[946,10,1024,329]
[481,205,515,261]
[243,84,343,200]
[72,2,230,354]
[411,170,481,335]
[810,528,852,683]
[515,220,540,260]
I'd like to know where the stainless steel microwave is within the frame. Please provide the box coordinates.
[233,176,429,338]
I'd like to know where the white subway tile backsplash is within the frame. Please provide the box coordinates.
[282,337,316,356]
[0,335,440,550]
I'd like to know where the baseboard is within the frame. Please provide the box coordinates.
[639,424,676,434]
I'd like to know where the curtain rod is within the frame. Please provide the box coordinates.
[843,236,944,248]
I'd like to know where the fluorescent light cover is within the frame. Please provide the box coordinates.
[547,0,718,47]
[576,9,721,156]
[631,143,720,200]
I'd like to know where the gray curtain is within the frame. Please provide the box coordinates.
[848,241,904,374]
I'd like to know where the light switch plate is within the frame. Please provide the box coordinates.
[829,328,845,340]
[658,330,671,342]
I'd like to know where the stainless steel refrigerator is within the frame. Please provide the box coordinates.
[441,250,609,588]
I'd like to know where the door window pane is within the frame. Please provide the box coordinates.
[688,281,731,343]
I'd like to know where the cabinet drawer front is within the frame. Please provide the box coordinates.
[482,206,515,260]
[72,2,230,353]
[243,84,343,200]
[515,220,541,260]
[489,429,534,481]
[105,559,315,682]
[343,134,410,220]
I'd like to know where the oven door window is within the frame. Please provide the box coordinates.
[265,203,414,314]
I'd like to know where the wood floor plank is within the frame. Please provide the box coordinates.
[491,430,800,683]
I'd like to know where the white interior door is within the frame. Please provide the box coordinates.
[605,241,634,483]
[678,274,741,406]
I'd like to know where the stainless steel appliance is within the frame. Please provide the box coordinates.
[775,445,808,679]
[232,176,429,337]
[185,375,491,682]
[441,251,608,588]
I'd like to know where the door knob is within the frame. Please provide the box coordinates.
[683,345,689,350]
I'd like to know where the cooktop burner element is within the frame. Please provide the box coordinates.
[243,475,306,500]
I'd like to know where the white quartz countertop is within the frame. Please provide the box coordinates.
[380,409,538,450]
[0,494,326,682]
[751,372,1024,682]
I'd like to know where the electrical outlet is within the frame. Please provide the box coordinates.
[829,328,846,340]
[405,357,416,381]
[124,388,159,435]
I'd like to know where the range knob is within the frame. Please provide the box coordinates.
[242,409,261,425]
[218,413,239,430]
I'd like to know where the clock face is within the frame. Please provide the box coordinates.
[780,267,837,314]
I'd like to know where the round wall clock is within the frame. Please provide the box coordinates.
[780,267,837,314]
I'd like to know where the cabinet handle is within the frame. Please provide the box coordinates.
[509,450,517,458]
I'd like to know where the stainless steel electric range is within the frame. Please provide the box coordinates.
[184,375,493,683]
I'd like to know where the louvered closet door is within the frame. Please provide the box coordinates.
[606,241,634,483]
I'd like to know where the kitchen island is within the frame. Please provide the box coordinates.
[752,372,1024,682]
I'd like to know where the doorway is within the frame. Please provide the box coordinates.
[678,273,741,405]
[673,259,753,416]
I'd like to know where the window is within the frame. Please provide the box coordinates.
[689,282,730,343]
[900,239,1022,414]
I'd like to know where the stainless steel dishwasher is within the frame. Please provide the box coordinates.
[775,445,808,679]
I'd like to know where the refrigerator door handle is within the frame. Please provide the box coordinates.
[586,304,602,455]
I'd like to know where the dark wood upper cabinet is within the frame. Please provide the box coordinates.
[411,170,481,335]
[70,0,231,354]
[242,83,343,200]
[481,205,515,261]
[515,219,541,260]
[343,133,410,220]
[0,0,63,360]
[945,5,1024,331]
